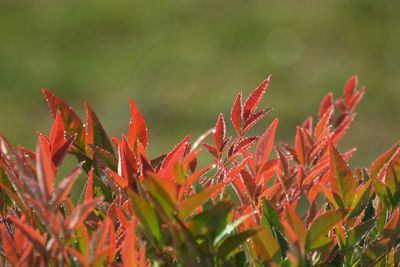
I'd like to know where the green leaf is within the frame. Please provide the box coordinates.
[347,219,375,247]
[179,183,225,220]
[84,102,114,155]
[127,190,161,242]
[372,175,393,209]
[188,201,234,242]
[347,180,371,219]
[328,141,357,208]
[262,199,283,232]
[252,227,280,262]
[143,174,176,218]
[381,150,400,197]
[217,229,259,259]
[214,211,257,245]
[306,209,342,250]
[285,204,306,246]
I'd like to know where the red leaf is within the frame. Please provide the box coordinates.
[159,135,190,180]
[9,215,47,256]
[349,87,366,111]
[66,248,89,266]
[284,203,306,247]
[42,88,86,153]
[85,102,114,155]
[370,142,400,180]
[331,114,354,144]
[66,197,102,230]
[240,169,257,199]
[204,143,218,158]
[319,92,333,119]
[275,147,289,179]
[128,98,148,150]
[88,217,110,264]
[328,141,357,208]
[315,106,333,141]
[295,127,306,165]
[107,220,117,263]
[18,146,36,161]
[256,118,279,170]
[52,135,76,168]
[242,108,272,134]
[226,156,252,183]
[49,162,83,210]
[179,166,211,201]
[105,167,128,189]
[0,223,18,265]
[344,76,358,107]
[113,205,129,229]
[85,168,94,201]
[122,218,139,267]
[302,116,313,136]
[231,92,243,134]
[213,113,226,152]
[243,76,271,120]
[120,137,138,190]
[231,136,258,156]
[50,110,66,153]
[36,134,55,201]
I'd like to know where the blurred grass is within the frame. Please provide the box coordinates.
[0,0,399,167]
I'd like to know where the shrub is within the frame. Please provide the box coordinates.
[0,76,399,266]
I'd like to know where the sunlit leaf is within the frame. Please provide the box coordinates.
[42,88,86,153]
[231,92,243,134]
[128,98,148,150]
[306,209,341,250]
[243,76,270,120]
[328,141,357,208]
[179,183,225,220]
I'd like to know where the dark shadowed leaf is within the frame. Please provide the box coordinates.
[84,102,114,155]
[217,229,259,259]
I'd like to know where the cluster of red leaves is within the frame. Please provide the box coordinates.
[0,76,399,266]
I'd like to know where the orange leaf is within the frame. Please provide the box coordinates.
[128,98,148,150]
[122,218,139,267]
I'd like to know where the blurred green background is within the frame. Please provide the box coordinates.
[0,0,399,167]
